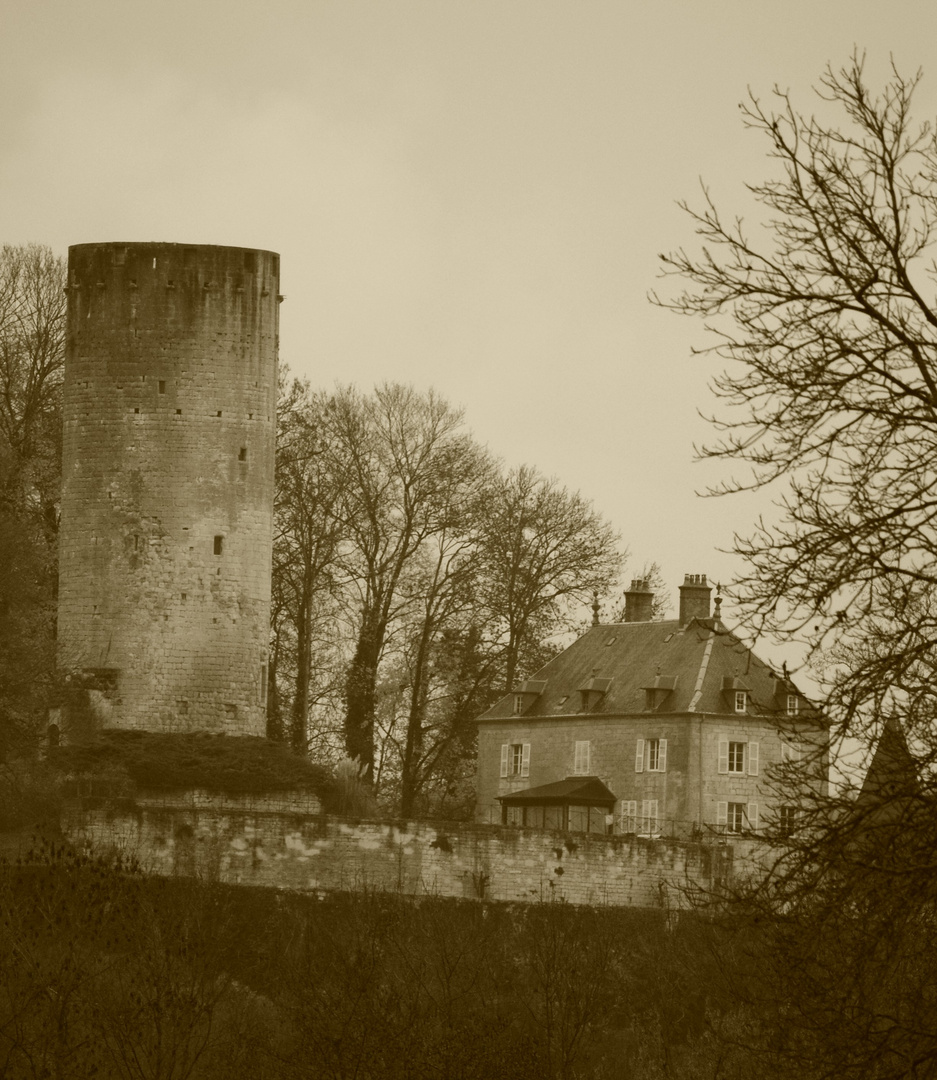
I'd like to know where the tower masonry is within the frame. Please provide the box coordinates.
[58,242,280,736]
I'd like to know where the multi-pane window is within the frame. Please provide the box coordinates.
[734,691,747,713]
[727,802,745,833]
[717,801,759,833]
[573,740,591,775]
[786,694,799,716]
[500,742,530,777]
[620,800,637,832]
[718,738,758,775]
[778,806,796,837]
[634,737,667,772]
[513,695,524,715]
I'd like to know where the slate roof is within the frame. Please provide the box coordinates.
[497,776,617,806]
[479,617,813,721]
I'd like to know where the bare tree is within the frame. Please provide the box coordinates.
[479,464,622,691]
[655,54,937,722]
[657,53,937,1078]
[271,375,347,754]
[0,245,65,752]
[325,383,485,781]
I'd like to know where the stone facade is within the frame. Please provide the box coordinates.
[58,242,279,736]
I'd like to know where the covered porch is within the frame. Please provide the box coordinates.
[498,776,617,833]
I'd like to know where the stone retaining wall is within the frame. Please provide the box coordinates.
[63,799,769,908]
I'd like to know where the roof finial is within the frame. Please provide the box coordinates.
[713,582,723,621]
[592,592,600,626]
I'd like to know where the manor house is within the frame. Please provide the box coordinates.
[475,574,828,836]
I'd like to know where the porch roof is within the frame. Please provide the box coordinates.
[497,776,617,807]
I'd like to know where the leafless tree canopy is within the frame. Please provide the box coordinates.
[656,55,937,734]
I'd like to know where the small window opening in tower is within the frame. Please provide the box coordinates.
[248,412,253,420]
[244,251,256,273]
[271,255,279,276]
[176,409,182,415]
[181,592,187,601]
[134,535,140,550]
[214,536,224,556]
[158,381,166,394]
[217,410,222,417]
[238,447,247,461]
[152,258,157,269]
[133,408,139,414]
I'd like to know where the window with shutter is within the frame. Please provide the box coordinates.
[716,801,728,826]
[635,738,645,772]
[641,799,658,835]
[782,742,801,763]
[718,738,729,774]
[748,742,759,776]
[574,740,591,775]
[521,743,530,777]
[658,738,667,772]
[500,744,509,778]
[728,741,745,773]
[747,803,759,832]
[621,800,637,833]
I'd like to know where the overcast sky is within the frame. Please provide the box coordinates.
[4,0,937,632]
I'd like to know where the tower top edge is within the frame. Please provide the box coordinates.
[68,242,280,258]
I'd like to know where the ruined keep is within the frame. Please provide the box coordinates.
[58,242,280,736]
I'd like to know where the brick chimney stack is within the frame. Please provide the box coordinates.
[623,579,654,623]
[678,574,711,626]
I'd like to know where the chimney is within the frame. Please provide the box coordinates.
[679,573,711,626]
[623,579,654,623]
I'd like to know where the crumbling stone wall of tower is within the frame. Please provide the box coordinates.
[58,242,279,736]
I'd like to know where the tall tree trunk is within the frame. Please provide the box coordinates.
[344,618,381,780]
[400,614,434,817]
[289,571,313,755]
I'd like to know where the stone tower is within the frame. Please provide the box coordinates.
[58,242,280,736]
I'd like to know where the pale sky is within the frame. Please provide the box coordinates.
[4,0,936,635]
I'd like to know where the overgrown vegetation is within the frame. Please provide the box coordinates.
[48,730,333,798]
[0,840,769,1080]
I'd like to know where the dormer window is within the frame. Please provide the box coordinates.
[786,694,799,716]
[642,675,676,712]
[578,676,612,712]
[723,677,751,714]
[511,680,546,717]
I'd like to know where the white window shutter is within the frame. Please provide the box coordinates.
[748,803,759,832]
[718,738,729,774]
[783,742,800,763]
[521,743,530,777]
[500,744,509,778]
[621,800,637,831]
[635,738,645,772]
[658,738,667,773]
[748,742,759,776]
[716,801,728,826]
